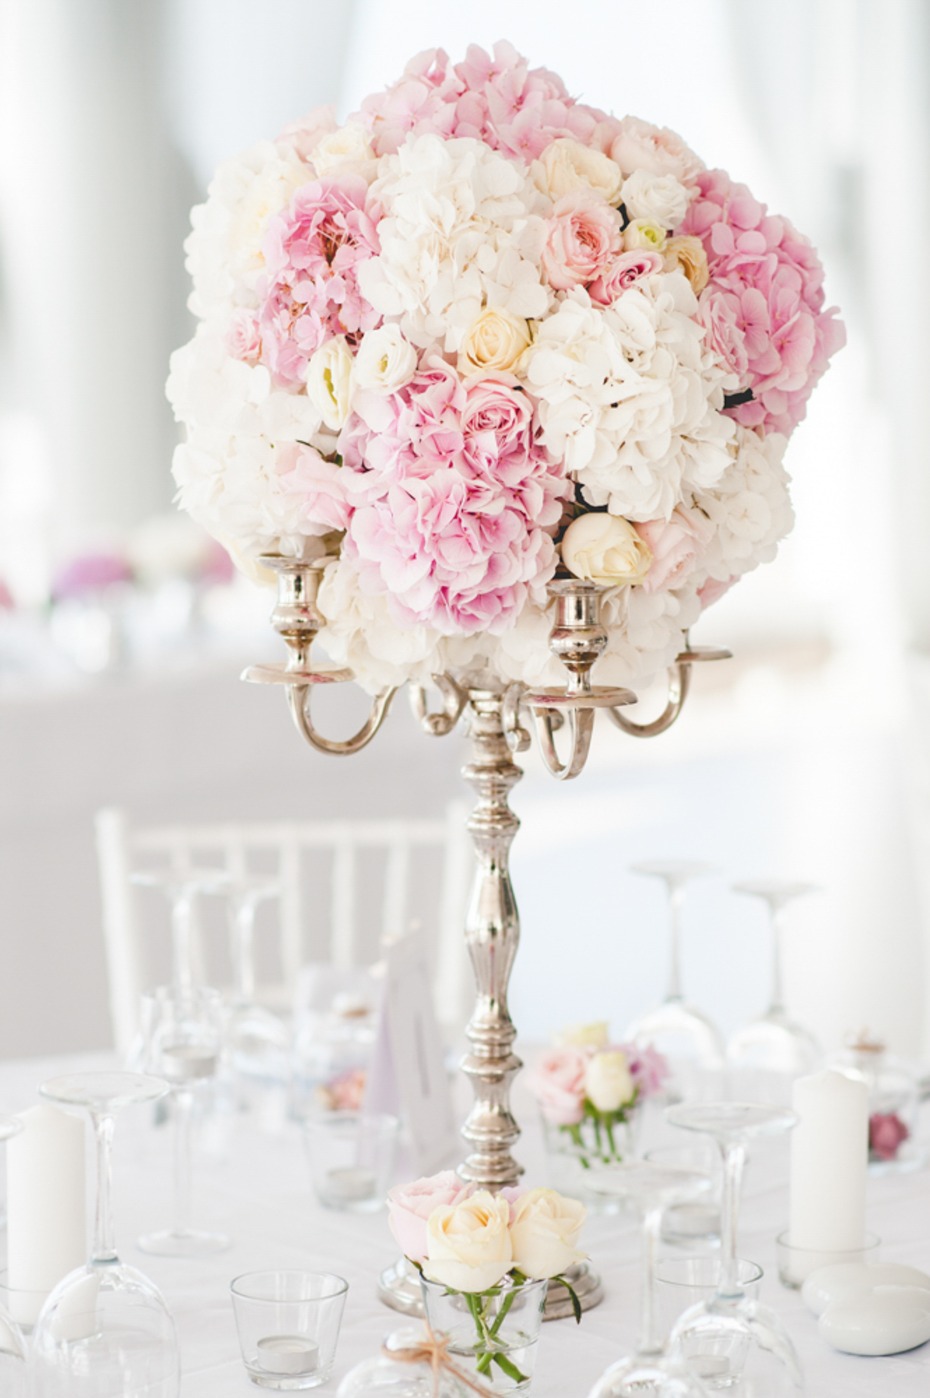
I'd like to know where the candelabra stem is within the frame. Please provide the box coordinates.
[459,687,524,1190]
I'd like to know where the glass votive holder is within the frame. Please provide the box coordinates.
[304,1112,399,1213]
[657,1257,763,1338]
[231,1270,348,1390]
[644,1144,721,1245]
[0,1269,51,1333]
[775,1231,881,1289]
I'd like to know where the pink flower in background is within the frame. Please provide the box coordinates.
[530,1047,589,1126]
[278,443,352,536]
[52,552,133,601]
[682,168,845,436]
[623,1043,670,1097]
[588,250,664,306]
[0,579,15,610]
[387,1170,473,1264]
[868,1111,910,1162]
[636,504,713,593]
[317,1067,366,1112]
[259,176,382,387]
[541,190,622,291]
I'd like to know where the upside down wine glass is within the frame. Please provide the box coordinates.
[666,1101,803,1395]
[726,882,822,1080]
[585,1161,715,1397]
[224,878,289,1105]
[131,868,230,1002]
[624,862,725,1097]
[31,1071,179,1398]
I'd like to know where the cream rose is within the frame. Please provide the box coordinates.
[585,1051,636,1113]
[620,170,690,230]
[306,336,354,430]
[458,308,533,377]
[311,121,375,176]
[353,323,417,393]
[555,1022,610,1050]
[663,235,709,295]
[424,1191,513,1293]
[509,1188,587,1281]
[623,219,667,253]
[534,137,624,204]
[561,512,652,585]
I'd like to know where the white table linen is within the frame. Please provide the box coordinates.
[2,1053,929,1397]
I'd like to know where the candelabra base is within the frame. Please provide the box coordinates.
[544,1260,603,1321]
[377,1256,425,1316]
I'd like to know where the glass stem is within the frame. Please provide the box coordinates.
[638,1205,665,1356]
[666,884,684,1002]
[769,904,785,1016]
[173,1089,194,1238]
[172,893,195,1002]
[234,904,256,1004]
[90,1111,118,1265]
[719,1139,747,1298]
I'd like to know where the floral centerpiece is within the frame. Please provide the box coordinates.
[530,1023,667,1198]
[387,1171,586,1391]
[168,41,844,700]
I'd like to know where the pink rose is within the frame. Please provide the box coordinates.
[318,1067,366,1112]
[697,289,750,382]
[530,1047,588,1126]
[623,1043,670,1097]
[277,443,352,536]
[387,1170,473,1264]
[589,250,664,306]
[635,504,713,593]
[226,309,262,365]
[868,1112,909,1162]
[697,575,737,609]
[610,115,704,185]
[541,190,622,291]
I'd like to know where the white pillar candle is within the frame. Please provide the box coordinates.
[6,1104,87,1325]
[788,1069,868,1254]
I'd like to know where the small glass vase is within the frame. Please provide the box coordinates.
[419,1276,547,1394]
[541,1113,637,1213]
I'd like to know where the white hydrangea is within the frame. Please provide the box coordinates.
[357,134,551,351]
[695,428,794,585]
[185,140,311,319]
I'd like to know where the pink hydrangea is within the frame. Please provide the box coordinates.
[682,168,845,436]
[258,176,382,387]
[339,362,569,634]
[359,42,615,162]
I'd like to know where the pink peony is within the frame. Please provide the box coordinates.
[258,176,381,387]
[339,362,569,635]
[635,504,713,593]
[541,190,622,292]
[682,169,845,435]
[387,1170,473,1263]
[589,250,664,306]
[868,1111,910,1162]
[278,443,352,536]
[530,1047,589,1126]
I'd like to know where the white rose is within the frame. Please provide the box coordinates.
[306,337,354,430]
[620,170,690,230]
[622,219,668,253]
[352,324,418,394]
[561,513,652,586]
[423,1191,513,1294]
[311,121,375,176]
[509,1188,587,1281]
[534,137,624,205]
[458,308,533,377]
[555,1022,610,1050]
[585,1051,636,1113]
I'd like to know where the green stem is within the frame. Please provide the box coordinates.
[605,1117,619,1160]
[566,1122,590,1169]
[488,1284,517,1342]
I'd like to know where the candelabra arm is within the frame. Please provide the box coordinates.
[410,674,467,737]
[532,705,596,781]
[286,682,397,756]
[608,642,731,740]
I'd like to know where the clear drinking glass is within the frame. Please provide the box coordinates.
[224,878,289,1113]
[0,1117,27,1396]
[304,1112,399,1213]
[584,1161,715,1398]
[131,867,230,1002]
[31,1071,179,1398]
[138,985,231,1257]
[231,1270,348,1390]
[624,862,725,1099]
[666,1101,803,1393]
[726,882,821,1081]
[420,1276,547,1394]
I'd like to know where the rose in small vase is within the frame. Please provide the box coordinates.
[387,1175,586,1392]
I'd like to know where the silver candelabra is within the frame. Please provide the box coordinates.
[244,553,729,1316]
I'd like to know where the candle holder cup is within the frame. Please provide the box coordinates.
[231,1270,348,1391]
[775,1230,880,1290]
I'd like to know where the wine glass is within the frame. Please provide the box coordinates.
[0,1117,27,1395]
[624,862,725,1097]
[726,882,822,1082]
[131,868,230,1002]
[666,1101,803,1393]
[584,1161,715,1397]
[138,986,231,1257]
[31,1071,179,1398]
[224,878,289,1112]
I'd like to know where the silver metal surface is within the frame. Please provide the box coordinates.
[377,1255,426,1316]
[608,635,732,739]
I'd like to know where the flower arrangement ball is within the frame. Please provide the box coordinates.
[169,41,844,695]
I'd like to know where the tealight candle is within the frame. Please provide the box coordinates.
[324,1166,377,1203]
[161,1043,217,1082]
[257,1334,320,1375]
